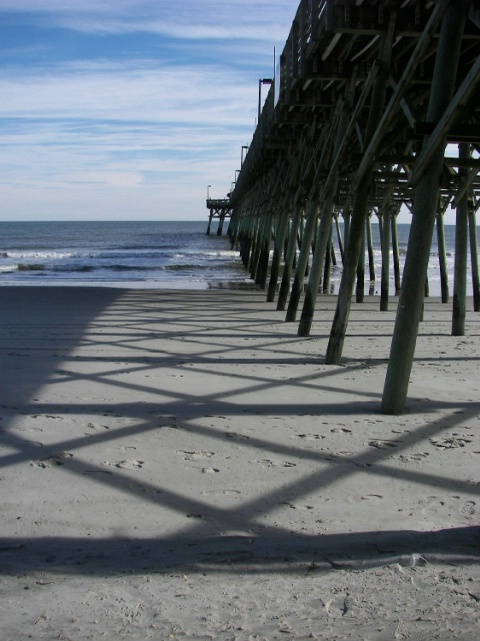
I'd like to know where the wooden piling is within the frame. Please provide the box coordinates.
[335,214,344,265]
[297,198,335,335]
[286,202,318,322]
[241,215,254,267]
[452,143,470,335]
[267,146,304,302]
[326,180,371,363]
[206,213,213,236]
[209,0,480,416]
[436,209,449,303]
[251,214,265,282]
[367,212,376,285]
[468,200,480,311]
[297,98,351,336]
[391,212,401,294]
[380,202,391,311]
[217,214,225,236]
[381,1,467,414]
[343,211,351,252]
[267,203,291,302]
[277,205,303,311]
[326,18,396,364]
[356,224,366,303]
[256,211,274,289]
[323,230,333,293]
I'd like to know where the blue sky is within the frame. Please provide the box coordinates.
[0,0,295,221]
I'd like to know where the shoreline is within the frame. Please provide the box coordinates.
[1,286,479,639]
[1,278,475,299]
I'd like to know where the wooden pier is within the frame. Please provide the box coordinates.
[206,198,233,236]
[207,0,480,414]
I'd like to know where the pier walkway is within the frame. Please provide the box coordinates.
[208,0,480,414]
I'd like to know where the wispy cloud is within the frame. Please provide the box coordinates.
[0,0,293,36]
[1,62,259,123]
[0,0,293,220]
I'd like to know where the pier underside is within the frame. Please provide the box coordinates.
[210,0,480,414]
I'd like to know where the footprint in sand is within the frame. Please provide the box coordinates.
[460,500,476,518]
[429,437,472,450]
[399,452,430,463]
[253,459,277,467]
[87,422,111,431]
[33,451,74,468]
[224,432,250,441]
[419,495,448,519]
[179,450,215,461]
[104,459,144,470]
[369,440,400,449]
[250,459,297,468]
[282,502,314,510]
[325,595,353,617]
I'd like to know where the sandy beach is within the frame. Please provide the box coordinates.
[1,286,479,640]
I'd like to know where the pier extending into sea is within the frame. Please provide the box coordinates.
[206,199,232,237]
[207,0,480,414]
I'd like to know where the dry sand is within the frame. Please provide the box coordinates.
[0,286,479,640]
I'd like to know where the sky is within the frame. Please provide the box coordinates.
[0,0,295,221]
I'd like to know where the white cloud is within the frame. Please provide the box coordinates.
[1,62,258,122]
[1,0,294,41]
[0,0,295,220]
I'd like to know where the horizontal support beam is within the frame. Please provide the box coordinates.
[414,122,480,142]
[409,53,480,186]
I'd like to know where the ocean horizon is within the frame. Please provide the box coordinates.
[0,219,477,298]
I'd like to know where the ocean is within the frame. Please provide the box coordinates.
[0,220,247,290]
[0,219,476,297]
